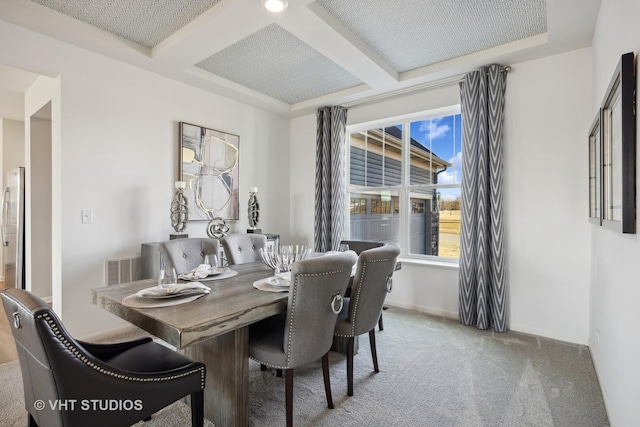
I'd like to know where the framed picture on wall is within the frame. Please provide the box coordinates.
[179,122,240,221]
[600,52,635,234]
[588,110,602,225]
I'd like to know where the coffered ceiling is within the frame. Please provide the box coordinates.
[0,0,601,117]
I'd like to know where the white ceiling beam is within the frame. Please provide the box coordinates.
[150,0,274,66]
[277,1,399,89]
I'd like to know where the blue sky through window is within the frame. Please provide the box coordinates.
[410,114,462,201]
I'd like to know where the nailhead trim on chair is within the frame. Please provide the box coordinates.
[334,258,394,338]
[285,268,351,367]
[251,267,352,370]
[37,313,205,388]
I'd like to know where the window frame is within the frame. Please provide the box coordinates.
[345,105,461,264]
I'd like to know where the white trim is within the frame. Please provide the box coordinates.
[346,104,461,134]
[342,75,465,109]
[346,106,462,261]
[384,300,458,320]
[507,322,588,346]
[386,302,588,346]
[398,256,459,269]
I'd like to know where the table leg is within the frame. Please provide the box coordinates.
[182,327,249,427]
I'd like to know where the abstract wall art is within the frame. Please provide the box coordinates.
[179,122,240,221]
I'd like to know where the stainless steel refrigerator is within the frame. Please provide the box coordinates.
[2,167,25,289]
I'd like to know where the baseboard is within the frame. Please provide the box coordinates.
[506,322,588,346]
[384,300,458,320]
[384,300,589,346]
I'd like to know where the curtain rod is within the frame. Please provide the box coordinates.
[343,65,511,108]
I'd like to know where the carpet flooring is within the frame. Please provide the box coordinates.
[0,307,609,426]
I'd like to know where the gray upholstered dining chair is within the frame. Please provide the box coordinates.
[334,244,400,396]
[220,233,267,265]
[339,239,386,330]
[1,288,206,427]
[249,250,358,427]
[160,237,220,274]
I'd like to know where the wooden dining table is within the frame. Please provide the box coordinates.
[91,261,287,427]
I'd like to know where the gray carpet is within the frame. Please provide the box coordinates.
[0,307,609,426]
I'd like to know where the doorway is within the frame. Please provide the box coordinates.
[29,102,52,300]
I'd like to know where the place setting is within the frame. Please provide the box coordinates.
[122,254,234,308]
[252,245,311,292]
[178,254,238,281]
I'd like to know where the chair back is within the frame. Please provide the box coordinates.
[348,244,400,336]
[160,237,220,274]
[339,240,384,255]
[2,288,66,427]
[283,251,357,368]
[221,233,267,265]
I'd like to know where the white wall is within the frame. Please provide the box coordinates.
[504,47,592,344]
[2,118,24,175]
[24,75,62,313]
[1,20,290,337]
[290,49,593,344]
[289,113,317,247]
[29,115,52,299]
[590,1,640,425]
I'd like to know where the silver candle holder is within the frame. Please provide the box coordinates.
[247,187,261,233]
[170,181,188,239]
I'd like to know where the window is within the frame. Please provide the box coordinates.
[371,199,391,214]
[350,198,367,215]
[347,107,461,260]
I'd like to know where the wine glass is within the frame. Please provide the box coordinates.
[209,254,219,270]
[158,267,178,288]
[339,243,350,252]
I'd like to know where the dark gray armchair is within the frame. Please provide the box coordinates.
[334,244,400,396]
[1,288,205,427]
[160,237,220,274]
[249,251,358,427]
[220,233,267,265]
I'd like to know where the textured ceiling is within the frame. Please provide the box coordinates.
[196,24,363,104]
[316,0,547,73]
[2,0,600,116]
[30,0,222,48]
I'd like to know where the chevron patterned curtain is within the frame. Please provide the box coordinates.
[314,106,347,252]
[458,65,507,332]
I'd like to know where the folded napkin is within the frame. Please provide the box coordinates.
[324,251,341,256]
[270,272,291,287]
[136,282,210,298]
[180,264,212,280]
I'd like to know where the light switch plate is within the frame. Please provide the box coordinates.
[81,209,93,224]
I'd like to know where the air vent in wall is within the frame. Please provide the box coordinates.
[105,256,141,286]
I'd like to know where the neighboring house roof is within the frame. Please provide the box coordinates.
[377,126,452,169]
[383,126,451,168]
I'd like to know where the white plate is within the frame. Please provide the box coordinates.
[141,290,208,300]
[180,267,229,281]
[265,276,290,288]
[208,266,230,276]
[135,283,211,299]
